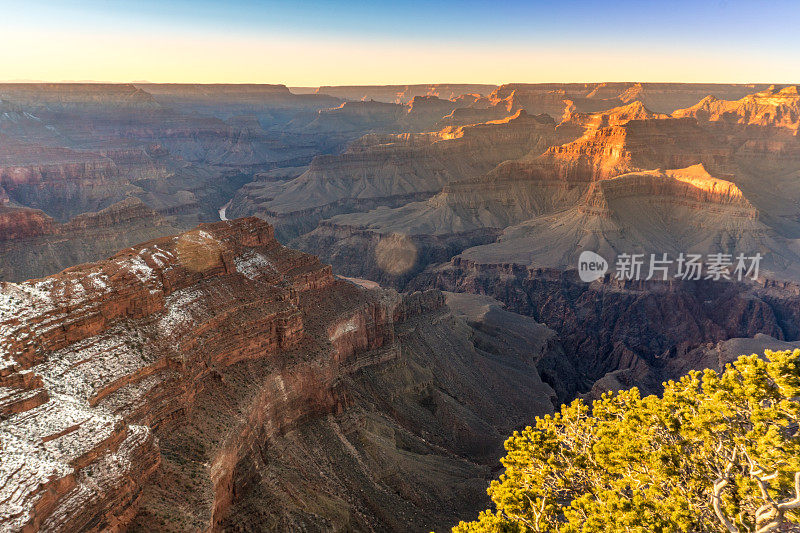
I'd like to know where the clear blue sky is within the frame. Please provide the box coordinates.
[1,0,798,84]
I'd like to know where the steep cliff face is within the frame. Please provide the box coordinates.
[292,116,740,286]
[580,165,755,215]
[293,159,786,289]
[483,83,771,118]
[496,117,733,184]
[616,82,769,113]
[557,100,669,138]
[443,164,800,280]
[0,218,557,532]
[0,135,133,221]
[485,84,615,120]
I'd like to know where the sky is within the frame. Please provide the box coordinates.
[0,0,798,85]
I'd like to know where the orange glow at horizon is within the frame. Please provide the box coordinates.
[0,27,793,86]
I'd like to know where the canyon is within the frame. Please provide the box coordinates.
[294,87,800,287]
[3,82,800,532]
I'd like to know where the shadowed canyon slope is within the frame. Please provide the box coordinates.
[229,110,565,240]
[0,218,559,532]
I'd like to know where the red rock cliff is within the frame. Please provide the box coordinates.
[0,218,552,531]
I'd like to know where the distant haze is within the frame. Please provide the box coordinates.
[1,0,798,85]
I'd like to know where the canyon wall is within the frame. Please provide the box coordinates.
[410,262,800,401]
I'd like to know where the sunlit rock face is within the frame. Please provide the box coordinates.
[484,82,770,118]
[673,85,800,134]
[0,218,558,532]
[292,115,737,284]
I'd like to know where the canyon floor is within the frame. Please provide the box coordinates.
[2,82,800,531]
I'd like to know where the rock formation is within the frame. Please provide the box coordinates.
[483,82,770,119]
[293,114,742,284]
[0,218,558,531]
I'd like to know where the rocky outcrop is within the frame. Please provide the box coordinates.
[433,159,800,281]
[0,198,183,282]
[483,84,625,120]
[494,117,733,184]
[616,82,769,113]
[581,165,755,216]
[483,83,771,118]
[557,100,669,138]
[403,95,460,130]
[0,218,557,531]
[0,205,55,241]
[293,116,740,286]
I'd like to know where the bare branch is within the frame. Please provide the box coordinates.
[776,471,800,511]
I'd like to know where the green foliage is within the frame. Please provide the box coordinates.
[454,350,800,532]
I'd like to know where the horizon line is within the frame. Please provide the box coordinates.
[0,80,795,87]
